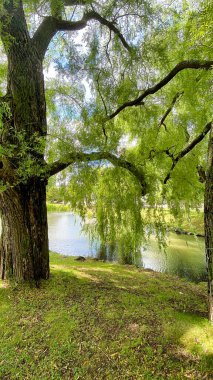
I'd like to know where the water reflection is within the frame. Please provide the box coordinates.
[96,243,116,262]
[48,213,96,256]
[48,212,206,282]
[141,235,206,282]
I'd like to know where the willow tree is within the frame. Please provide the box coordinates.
[0,0,212,313]
[0,0,152,280]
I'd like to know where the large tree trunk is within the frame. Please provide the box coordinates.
[0,1,50,281]
[204,124,213,323]
[0,179,49,281]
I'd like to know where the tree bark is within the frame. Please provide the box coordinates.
[0,179,49,281]
[204,124,213,323]
[0,0,50,281]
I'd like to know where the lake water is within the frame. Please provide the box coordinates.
[48,212,206,282]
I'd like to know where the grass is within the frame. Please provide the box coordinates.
[47,203,72,212]
[0,253,212,379]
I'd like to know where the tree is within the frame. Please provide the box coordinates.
[0,0,212,311]
[185,0,213,324]
[0,0,151,281]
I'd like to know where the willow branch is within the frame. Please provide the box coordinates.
[33,10,131,59]
[96,73,108,117]
[63,0,88,5]
[158,91,184,129]
[63,0,97,5]
[86,11,132,52]
[46,151,147,195]
[109,60,213,120]
[164,121,212,184]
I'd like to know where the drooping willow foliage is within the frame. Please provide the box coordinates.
[42,0,212,262]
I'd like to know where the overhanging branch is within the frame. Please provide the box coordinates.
[33,10,131,59]
[33,16,87,58]
[46,151,148,195]
[109,60,213,120]
[164,121,212,184]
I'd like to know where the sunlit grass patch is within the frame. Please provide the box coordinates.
[180,317,213,356]
[162,312,213,373]
[51,264,101,282]
[81,266,114,273]
[0,280,8,288]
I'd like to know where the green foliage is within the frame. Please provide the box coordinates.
[47,175,71,204]
[60,165,145,263]
[0,101,10,128]
[50,0,64,18]
[0,62,7,95]
[186,0,213,53]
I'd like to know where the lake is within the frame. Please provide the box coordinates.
[48,212,206,283]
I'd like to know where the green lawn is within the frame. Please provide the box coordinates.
[0,253,212,379]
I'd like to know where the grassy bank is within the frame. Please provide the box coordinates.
[47,203,72,212]
[165,210,204,236]
[0,253,212,379]
[141,209,204,236]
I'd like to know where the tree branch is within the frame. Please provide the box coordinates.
[46,151,148,195]
[197,165,206,183]
[86,11,132,52]
[109,60,213,120]
[96,72,108,117]
[33,16,87,58]
[164,121,212,184]
[158,91,184,130]
[33,10,131,59]
[63,0,93,5]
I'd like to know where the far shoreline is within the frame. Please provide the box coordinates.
[47,202,204,237]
